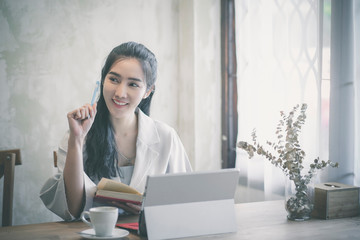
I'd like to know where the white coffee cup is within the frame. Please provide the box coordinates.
[81,206,118,237]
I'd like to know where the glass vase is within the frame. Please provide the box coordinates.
[284,178,314,221]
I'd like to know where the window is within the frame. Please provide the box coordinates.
[230,0,331,201]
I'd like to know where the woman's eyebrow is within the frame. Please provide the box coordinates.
[108,71,142,82]
[108,71,121,77]
[128,77,143,82]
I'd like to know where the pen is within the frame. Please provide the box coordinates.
[91,81,100,105]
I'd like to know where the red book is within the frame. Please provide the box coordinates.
[116,222,139,231]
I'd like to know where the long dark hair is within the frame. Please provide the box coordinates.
[84,42,157,180]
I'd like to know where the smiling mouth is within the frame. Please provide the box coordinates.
[113,99,128,106]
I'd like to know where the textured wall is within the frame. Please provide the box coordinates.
[178,0,221,170]
[0,0,179,225]
[0,0,222,226]
[193,0,221,170]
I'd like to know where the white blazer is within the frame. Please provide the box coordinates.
[40,109,192,221]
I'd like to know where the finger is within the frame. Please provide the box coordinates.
[83,105,93,119]
[80,107,86,119]
[82,106,89,119]
[79,104,93,119]
[122,206,140,215]
[90,103,97,118]
[68,104,93,121]
[110,201,127,208]
[126,203,141,212]
[75,109,81,119]
[85,103,96,119]
[73,107,86,120]
[111,201,139,215]
[125,203,141,214]
[67,109,81,120]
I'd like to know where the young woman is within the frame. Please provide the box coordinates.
[40,42,192,221]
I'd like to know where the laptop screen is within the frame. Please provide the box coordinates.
[142,168,240,207]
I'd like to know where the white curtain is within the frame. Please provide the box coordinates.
[328,0,360,186]
[235,0,326,201]
[355,0,360,187]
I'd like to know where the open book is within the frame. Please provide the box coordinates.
[94,178,143,205]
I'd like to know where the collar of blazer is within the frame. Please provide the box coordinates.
[136,108,160,146]
[130,108,160,192]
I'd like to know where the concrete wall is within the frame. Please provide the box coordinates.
[178,0,221,170]
[0,0,221,225]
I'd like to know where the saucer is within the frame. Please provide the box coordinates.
[78,228,129,239]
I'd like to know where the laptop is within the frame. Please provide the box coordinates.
[138,168,240,240]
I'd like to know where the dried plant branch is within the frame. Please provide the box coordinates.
[237,103,338,186]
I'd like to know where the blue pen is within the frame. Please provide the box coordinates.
[91,81,100,105]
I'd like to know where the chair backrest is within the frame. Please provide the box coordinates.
[0,149,21,227]
[53,151,57,167]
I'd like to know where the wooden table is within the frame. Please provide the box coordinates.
[1,200,359,240]
[0,214,143,240]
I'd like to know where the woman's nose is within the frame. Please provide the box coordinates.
[115,83,127,98]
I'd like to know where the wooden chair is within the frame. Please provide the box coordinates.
[0,149,21,227]
[53,151,57,167]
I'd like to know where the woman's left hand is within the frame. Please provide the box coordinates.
[110,201,141,215]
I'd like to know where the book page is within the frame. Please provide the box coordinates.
[97,178,141,195]
[96,190,143,203]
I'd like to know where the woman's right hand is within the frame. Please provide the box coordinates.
[67,103,97,141]
[110,201,141,215]
[64,103,97,217]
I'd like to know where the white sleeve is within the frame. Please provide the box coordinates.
[39,132,96,221]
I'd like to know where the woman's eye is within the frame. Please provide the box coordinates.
[109,77,119,83]
[129,82,139,87]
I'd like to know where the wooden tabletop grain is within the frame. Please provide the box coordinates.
[1,200,359,240]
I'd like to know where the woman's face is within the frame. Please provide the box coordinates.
[103,58,151,120]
